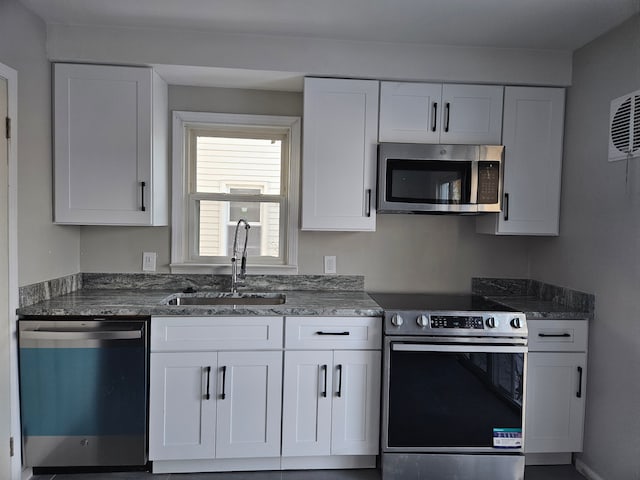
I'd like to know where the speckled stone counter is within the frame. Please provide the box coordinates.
[17,274,382,318]
[472,277,595,320]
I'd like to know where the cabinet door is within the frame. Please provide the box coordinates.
[301,77,379,231]
[149,352,217,460]
[379,82,442,143]
[478,87,565,235]
[282,351,333,456]
[331,350,381,455]
[215,351,283,458]
[441,84,504,144]
[54,63,167,225]
[525,352,587,453]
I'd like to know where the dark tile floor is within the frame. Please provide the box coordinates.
[31,465,586,479]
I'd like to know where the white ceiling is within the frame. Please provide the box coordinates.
[19,0,640,90]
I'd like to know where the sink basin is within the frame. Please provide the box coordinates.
[162,292,286,306]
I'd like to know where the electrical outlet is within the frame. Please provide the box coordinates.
[142,252,157,272]
[323,255,337,274]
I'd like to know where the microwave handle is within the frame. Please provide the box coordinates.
[503,192,510,221]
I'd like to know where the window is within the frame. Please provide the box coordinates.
[171,112,300,273]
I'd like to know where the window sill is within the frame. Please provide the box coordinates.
[170,263,299,275]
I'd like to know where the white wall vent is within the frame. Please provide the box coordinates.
[608,90,640,162]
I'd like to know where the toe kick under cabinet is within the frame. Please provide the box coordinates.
[148,315,382,474]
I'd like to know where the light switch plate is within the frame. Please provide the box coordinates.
[323,255,337,274]
[142,252,157,272]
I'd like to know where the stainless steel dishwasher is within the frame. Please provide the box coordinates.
[18,318,148,469]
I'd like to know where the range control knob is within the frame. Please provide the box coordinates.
[390,314,404,327]
[510,317,523,329]
[485,317,497,328]
[416,314,429,327]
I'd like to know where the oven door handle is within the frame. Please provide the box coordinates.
[391,343,527,354]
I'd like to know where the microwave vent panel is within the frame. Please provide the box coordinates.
[608,90,640,162]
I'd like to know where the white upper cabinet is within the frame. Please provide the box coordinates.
[379,82,504,144]
[301,77,379,231]
[477,86,565,235]
[53,63,168,225]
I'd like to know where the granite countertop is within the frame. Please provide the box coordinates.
[486,296,592,320]
[17,287,383,318]
[473,278,595,320]
[17,274,594,320]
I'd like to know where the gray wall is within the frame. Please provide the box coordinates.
[0,0,81,287]
[46,23,572,87]
[79,85,532,292]
[528,15,640,480]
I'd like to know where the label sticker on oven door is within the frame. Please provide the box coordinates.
[493,428,522,448]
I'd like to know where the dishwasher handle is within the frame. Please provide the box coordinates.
[20,328,143,341]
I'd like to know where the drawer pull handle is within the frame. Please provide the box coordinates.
[576,366,583,398]
[220,365,227,400]
[538,333,571,338]
[316,331,350,336]
[204,366,211,400]
[336,364,343,398]
[321,364,328,398]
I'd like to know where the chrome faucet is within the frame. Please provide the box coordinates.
[230,219,250,294]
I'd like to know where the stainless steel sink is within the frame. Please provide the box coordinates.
[162,292,286,306]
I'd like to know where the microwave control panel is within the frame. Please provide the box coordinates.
[477,161,500,204]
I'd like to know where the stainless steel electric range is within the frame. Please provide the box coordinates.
[369,293,528,480]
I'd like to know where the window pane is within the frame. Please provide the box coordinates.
[198,200,281,259]
[229,188,261,222]
[196,137,282,194]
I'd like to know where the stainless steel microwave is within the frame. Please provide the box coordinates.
[377,143,504,214]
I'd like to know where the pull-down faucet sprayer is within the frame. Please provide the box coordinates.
[230,219,250,294]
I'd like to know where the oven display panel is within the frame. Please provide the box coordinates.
[431,315,484,329]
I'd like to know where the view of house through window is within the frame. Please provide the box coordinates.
[190,132,287,263]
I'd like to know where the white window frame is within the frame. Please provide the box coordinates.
[170,111,300,274]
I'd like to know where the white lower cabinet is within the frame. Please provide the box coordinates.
[149,350,282,462]
[526,352,587,454]
[282,349,381,457]
[149,352,218,460]
[525,319,588,464]
[215,351,283,459]
[149,315,382,473]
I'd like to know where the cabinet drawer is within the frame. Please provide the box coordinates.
[285,316,381,350]
[528,319,588,352]
[151,316,283,352]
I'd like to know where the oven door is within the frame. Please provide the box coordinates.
[382,337,527,454]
